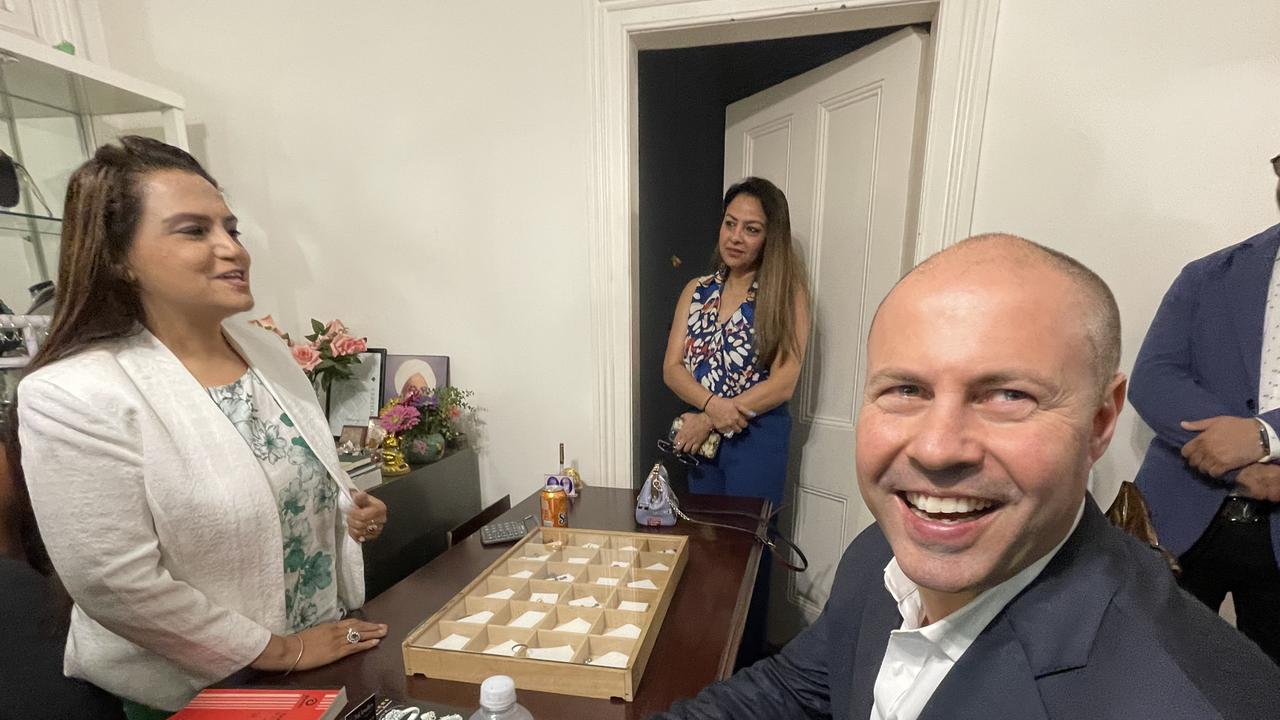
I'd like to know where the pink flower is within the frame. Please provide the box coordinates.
[291,343,322,372]
[250,315,287,339]
[323,319,348,339]
[378,404,421,434]
[330,334,367,357]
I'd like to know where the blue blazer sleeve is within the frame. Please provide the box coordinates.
[1258,408,1280,432]
[1129,262,1239,448]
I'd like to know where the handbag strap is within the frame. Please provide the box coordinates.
[668,493,809,573]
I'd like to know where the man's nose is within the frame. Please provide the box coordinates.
[904,397,983,473]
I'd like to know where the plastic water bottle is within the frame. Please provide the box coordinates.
[468,675,534,720]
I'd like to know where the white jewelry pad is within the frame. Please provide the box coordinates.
[527,644,575,662]
[605,623,642,639]
[432,633,471,650]
[553,617,594,634]
[483,639,522,656]
[589,650,630,668]
[509,610,547,628]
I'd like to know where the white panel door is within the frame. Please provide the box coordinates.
[724,27,927,641]
[0,0,36,37]
[31,0,86,53]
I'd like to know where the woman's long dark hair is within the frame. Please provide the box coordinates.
[3,136,217,575]
[714,177,810,368]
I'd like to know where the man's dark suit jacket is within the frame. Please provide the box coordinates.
[653,498,1280,719]
[1129,222,1280,565]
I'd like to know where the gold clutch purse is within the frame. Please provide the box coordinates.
[667,415,721,459]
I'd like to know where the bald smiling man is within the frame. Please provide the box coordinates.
[653,235,1280,720]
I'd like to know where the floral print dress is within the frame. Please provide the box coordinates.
[207,370,343,633]
[682,270,792,511]
[683,269,768,398]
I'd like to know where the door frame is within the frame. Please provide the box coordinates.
[584,0,1001,486]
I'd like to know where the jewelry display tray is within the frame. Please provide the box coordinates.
[402,527,688,701]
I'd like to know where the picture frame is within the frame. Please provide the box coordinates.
[337,424,369,452]
[326,348,388,437]
[383,354,450,400]
[365,417,386,450]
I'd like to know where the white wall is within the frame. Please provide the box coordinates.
[98,1,597,506]
[971,0,1280,505]
[95,0,1280,510]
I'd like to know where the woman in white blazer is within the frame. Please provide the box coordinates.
[11,137,389,718]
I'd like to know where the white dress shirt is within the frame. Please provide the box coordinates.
[1255,245,1280,460]
[869,500,1085,720]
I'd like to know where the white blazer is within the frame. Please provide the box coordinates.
[17,321,365,711]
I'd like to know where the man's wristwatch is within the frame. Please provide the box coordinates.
[1258,419,1271,458]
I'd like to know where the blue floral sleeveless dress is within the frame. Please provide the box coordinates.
[684,270,767,397]
[207,370,344,633]
[682,270,792,510]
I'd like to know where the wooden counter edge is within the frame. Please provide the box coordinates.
[715,499,770,680]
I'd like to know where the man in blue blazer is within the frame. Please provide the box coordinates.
[655,234,1279,720]
[1129,170,1280,665]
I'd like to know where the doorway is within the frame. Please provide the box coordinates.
[635,25,904,490]
[638,23,932,645]
[584,0,1001,645]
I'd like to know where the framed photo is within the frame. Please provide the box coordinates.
[337,424,368,451]
[365,417,386,450]
[383,354,450,400]
[326,348,388,437]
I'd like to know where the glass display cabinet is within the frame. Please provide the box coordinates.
[0,30,186,430]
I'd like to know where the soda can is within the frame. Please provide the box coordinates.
[541,485,569,528]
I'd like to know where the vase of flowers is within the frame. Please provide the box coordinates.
[376,384,475,466]
[404,432,446,465]
[376,402,420,476]
[250,316,367,400]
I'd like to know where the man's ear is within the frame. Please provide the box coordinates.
[1091,373,1127,462]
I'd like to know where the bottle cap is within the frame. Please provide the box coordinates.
[480,674,517,711]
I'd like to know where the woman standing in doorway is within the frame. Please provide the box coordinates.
[663,176,810,510]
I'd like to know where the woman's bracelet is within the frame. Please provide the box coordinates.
[283,634,305,676]
[700,391,715,412]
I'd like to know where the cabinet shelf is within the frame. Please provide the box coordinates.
[0,26,186,324]
[0,207,60,237]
